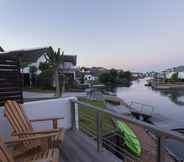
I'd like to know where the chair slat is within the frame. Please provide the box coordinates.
[0,137,14,162]
[4,100,36,149]
[0,135,59,162]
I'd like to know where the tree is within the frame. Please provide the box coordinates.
[43,47,64,97]
[99,69,132,87]
[39,62,50,72]
[171,72,178,81]
[29,66,38,87]
[30,66,37,75]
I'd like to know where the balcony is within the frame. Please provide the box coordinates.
[1,97,184,162]
[0,97,120,162]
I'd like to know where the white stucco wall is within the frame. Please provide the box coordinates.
[178,72,184,79]
[0,97,75,140]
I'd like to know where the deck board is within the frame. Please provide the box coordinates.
[60,130,122,162]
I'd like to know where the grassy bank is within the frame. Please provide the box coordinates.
[78,97,114,136]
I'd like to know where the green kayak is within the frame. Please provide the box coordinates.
[113,119,142,157]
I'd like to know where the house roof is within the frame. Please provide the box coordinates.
[63,55,77,65]
[0,46,52,63]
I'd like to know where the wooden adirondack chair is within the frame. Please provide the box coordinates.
[0,133,60,162]
[4,100,64,151]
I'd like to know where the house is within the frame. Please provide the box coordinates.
[0,46,52,86]
[79,66,107,84]
[58,55,77,89]
[24,53,77,89]
[84,74,97,82]
[162,66,184,80]
[0,46,77,88]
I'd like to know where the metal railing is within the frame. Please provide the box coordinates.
[129,101,155,116]
[71,99,184,162]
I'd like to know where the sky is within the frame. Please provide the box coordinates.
[1,0,184,72]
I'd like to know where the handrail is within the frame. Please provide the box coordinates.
[72,99,184,143]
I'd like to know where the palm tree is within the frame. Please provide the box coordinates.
[44,47,64,97]
[29,65,38,88]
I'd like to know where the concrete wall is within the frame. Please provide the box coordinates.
[0,97,75,140]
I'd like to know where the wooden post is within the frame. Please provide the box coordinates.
[157,136,165,162]
[53,119,58,129]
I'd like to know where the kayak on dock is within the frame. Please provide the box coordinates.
[112,119,142,157]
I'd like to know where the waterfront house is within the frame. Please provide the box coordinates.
[0,46,52,86]
[161,66,184,80]
[0,47,77,88]
[58,55,77,87]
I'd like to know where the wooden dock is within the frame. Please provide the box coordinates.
[104,95,154,121]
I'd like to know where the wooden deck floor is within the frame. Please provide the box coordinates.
[60,130,122,162]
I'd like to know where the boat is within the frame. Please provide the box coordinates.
[145,79,152,86]
[102,90,116,96]
[112,119,142,157]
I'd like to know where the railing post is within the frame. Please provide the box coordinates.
[96,111,103,152]
[71,100,79,131]
[157,135,165,162]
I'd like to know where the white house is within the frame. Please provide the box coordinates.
[22,55,45,74]
[84,74,97,82]
[178,72,184,79]
[0,47,77,88]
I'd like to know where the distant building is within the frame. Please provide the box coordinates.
[84,74,97,83]
[78,66,107,84]
[145,71,158,78]
[162,65,184,80]
[178,72,184,79]
[132,72,145,78]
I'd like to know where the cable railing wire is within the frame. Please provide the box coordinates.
[73,100,184,162]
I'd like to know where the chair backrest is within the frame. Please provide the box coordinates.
[0,136,14,162]
[4,100,40,150]
[4,100,33,135]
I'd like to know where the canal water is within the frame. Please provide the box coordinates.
[117,79,184,160]
[117,79,184,129]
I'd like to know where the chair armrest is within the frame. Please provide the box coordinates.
[30,117,64,129]
[28,159,51,162]
[5,133,57,145]
[12,128,62,136]
[30,117,64,122]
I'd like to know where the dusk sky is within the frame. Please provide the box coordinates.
[1,0,184,72]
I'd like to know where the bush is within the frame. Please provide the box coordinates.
[37,70,54,89]
[99,69,132,87]
[171,72,178,81]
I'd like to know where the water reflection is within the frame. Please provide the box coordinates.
[117,79,184,122]
[157,90,184,106]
